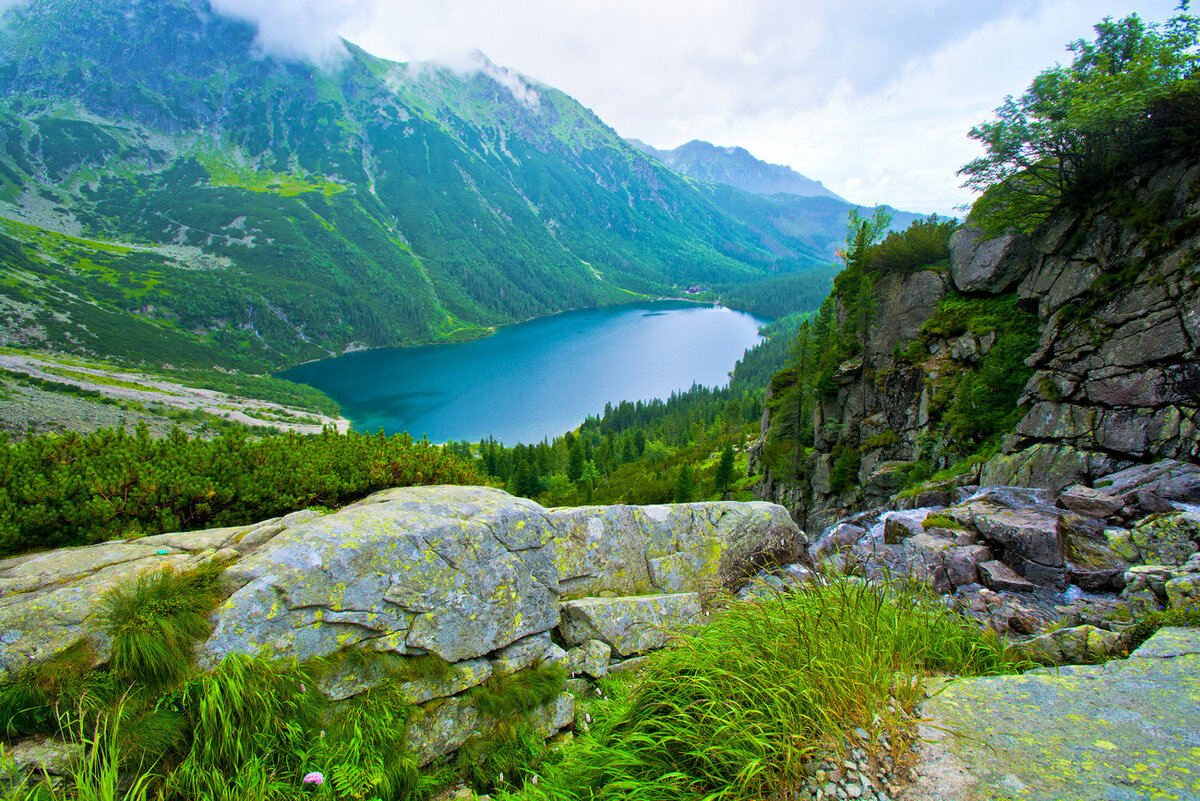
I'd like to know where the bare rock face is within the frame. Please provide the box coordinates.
[756,158,1199,535]
[949,227,1034,293]
[558,594,703,656]
[1057,485,1124,519]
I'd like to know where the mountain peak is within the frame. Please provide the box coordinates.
[630,138,843,201]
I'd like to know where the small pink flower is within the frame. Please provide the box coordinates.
[300,684,306,692]
[303,771,324,785]
[532,775,539,785]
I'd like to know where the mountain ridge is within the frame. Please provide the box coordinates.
[0,0,876,372]
[628,137,844,201]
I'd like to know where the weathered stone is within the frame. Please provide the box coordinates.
[861,461,912,505]
[1098,459,1200,508]
[1126,511,1200,566]
[203,486,562,666]
[1062,526,1128,591]
[551,501,803,598]
[977,561,1036,593]
[1056,485,1123,519]
[870,270,949,357]
[0,517,307,679]
[812,522,867,559]
[979,444,1100,494]
[488,632,567,676]
[558,593,702,656]
[1123,588,1162,617]
[949,227,1033,293]
[950,333,979,362]
[318,655,492,704]
[1065,555,1127,591]
[607,655,653,675]
[903,533,956,594]
[560,639,612,679]
[1124,565,1177,597]
[882,516,921,544]
[530,691,575,737]
[1165,574,1200,610]
[6,735,78,780]
[1016,624,1120,666]
[1105,527,1139,561]
[407,695,480,766]
[947,545,994,588]
[959,490,1064,569]
[910,628,1200,801]
[1097,310,1191,368]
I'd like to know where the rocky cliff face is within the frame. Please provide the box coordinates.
[0,486,802,764]
[982,159,1200,485]
[754,156,1200,534]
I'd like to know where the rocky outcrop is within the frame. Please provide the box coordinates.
[0,485,803,764]
[976,161,1200,486]
[797,460,1199,655]
[753,157,1200,534]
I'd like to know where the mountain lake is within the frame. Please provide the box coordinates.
[280,301,767,444]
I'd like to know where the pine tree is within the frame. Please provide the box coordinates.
[673,464,694,503]
[714,443,736,497]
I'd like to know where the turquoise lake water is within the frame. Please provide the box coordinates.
[280,301,766,444]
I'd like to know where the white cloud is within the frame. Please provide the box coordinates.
[211,0,1186,214]
[209,0,357,67]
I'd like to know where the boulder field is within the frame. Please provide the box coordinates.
[0,485,802,763]
[803,459,1200,663]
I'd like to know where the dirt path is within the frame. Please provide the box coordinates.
[0,350,349,435]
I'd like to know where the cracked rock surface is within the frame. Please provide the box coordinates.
[905,627,1200,801]
[0,485,803,680]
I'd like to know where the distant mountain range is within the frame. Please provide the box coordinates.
[0,0,923,372]
[628,139,845,201]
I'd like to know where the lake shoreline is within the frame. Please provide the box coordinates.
[280,301,767,445]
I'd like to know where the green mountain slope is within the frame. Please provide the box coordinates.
[0,0,879,371]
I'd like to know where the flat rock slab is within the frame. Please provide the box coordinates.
[559,593,703,656]
[907,627,1200,801]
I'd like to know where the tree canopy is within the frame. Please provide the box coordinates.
[960,6,1200,231]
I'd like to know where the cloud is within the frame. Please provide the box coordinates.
[209,0,358,67]
[207,0,1185,212]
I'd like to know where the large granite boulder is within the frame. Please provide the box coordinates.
[0,510,323,678]
[551,500,802,598]
[204,486,562,665]
[0,486,803,681]
[0,486,804,776]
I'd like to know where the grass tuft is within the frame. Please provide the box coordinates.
[468,660,568,719]
[97,564,224,690]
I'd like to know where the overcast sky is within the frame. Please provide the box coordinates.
[212,0,1185,215]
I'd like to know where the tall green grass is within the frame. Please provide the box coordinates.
[511,574,1028,801]
[98,565,223,690]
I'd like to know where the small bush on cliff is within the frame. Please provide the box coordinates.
[961,9,1200,233]
[0,425,483,556]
